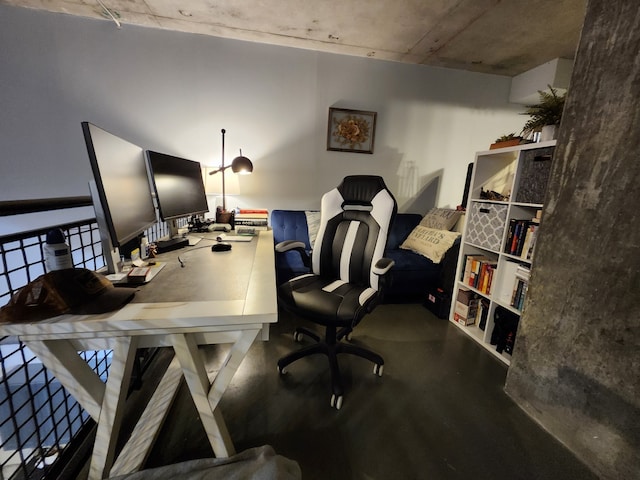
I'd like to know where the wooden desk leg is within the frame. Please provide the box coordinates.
[207,329,260,412]
[109,355,183,477]
[89,336,139,480]
[170,329,260,458]
[26,337,138,480]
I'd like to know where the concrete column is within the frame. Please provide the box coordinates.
[505,1,640,478]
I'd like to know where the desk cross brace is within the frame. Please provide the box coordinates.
[24,328,261,480]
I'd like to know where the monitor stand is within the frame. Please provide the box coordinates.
[156,219,190,253]
[156,236,190,253]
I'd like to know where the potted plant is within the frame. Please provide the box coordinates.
[490,133,523,149]
[521,86,566,141]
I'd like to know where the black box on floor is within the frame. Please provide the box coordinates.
[424,287,451,319]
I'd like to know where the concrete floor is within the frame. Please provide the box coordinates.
[146,303,597,480]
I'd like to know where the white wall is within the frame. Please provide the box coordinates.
[0,4,524,234]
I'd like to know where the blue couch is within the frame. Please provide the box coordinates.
[270,210,459,303]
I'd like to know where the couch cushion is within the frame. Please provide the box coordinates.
[387,213,422,249]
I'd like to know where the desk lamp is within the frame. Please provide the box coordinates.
[208,128,253,224]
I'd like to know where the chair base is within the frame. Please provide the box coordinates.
[277,324,384,410]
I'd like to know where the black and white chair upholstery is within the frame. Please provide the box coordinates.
[275,175,397,409]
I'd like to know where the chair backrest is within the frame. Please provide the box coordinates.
[312,175,397,290]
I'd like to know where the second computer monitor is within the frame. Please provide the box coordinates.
[146,150,209,222]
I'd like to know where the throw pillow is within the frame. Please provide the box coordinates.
[400,225,460,263]
[420,208,463,231]
[305,211,321,250]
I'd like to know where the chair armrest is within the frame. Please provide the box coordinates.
[373,257,395,276]
[275,240,311,268]
[275,240,306,252]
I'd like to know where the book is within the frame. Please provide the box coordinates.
[510,265,530,310]
[526,225,540,260]
[463,255,496,292]
[238,208,268,214]
[509,221,522,254]
[127,266,150,284]
[235,226,259,235]
[469,257,482,288]
[234,218,268,227]
[515,265,531,281]
[516,222,530,256]
[481,260,497,293]
[520,224,538,259]
[505,219,540,256]
[510,211,541,259]
[510,278,529,311]
[237,224,268,232]
[473,257,492,289]
[532,209,542,223]
[462,255,477,284]
[454,287,480,325]
[235,212,268,219]
[505,219,517,254]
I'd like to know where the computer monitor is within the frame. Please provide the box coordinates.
[82,122,157,274]
[146,151,209,250]
[146,151,209,221]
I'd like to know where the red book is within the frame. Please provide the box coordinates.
[238,209,268,214]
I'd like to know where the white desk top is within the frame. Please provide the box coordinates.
[0,230,277,341]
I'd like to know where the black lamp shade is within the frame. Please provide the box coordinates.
[231,154,253,174]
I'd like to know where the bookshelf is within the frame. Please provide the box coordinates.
[449,140,556,365]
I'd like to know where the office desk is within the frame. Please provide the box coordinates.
[0,230,277,479]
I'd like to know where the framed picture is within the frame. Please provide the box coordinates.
[327,108,377,154]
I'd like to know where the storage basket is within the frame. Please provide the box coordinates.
[515,146,555,204]
[466,202,508,252]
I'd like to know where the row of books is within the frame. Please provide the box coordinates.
[504,212,541,260]
[511,265,531,311]
[462,254,497,294]
[234,208,269,230]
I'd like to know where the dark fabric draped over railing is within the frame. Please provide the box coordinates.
[0,196,93,217]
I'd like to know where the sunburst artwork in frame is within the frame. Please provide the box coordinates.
[327,107,377,154]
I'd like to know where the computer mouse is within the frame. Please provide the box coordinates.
[211,242,232,252]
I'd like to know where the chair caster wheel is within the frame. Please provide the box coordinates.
[373,364,384,376]
[345,332,353,341]
[277,364,287,375]
[293,331,303,342]
[330,394,343,410]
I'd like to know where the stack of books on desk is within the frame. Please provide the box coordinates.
[235,209,269,231]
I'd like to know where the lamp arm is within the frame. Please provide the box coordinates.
[208,165,231,175]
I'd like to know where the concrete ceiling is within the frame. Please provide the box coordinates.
[3,0,587,76]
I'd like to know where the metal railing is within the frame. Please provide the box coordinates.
[0,198,179,480]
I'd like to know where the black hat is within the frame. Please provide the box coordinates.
[0,268,135,323]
